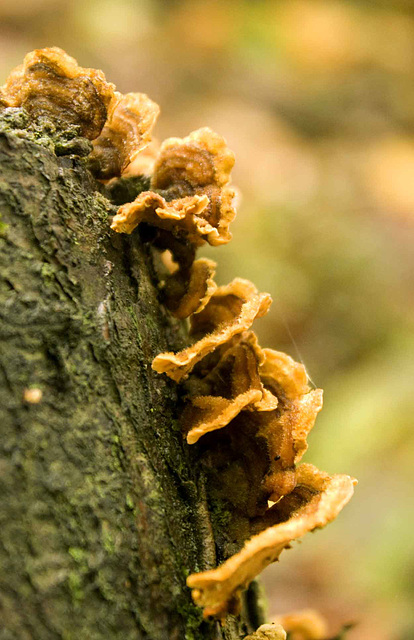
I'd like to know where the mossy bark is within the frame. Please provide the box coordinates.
[0,110,248,640]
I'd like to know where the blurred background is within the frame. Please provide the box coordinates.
[1,1,413,638]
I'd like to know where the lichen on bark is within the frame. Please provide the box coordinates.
[0,108,247,640]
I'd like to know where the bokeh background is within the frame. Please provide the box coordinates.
[1,1,413,638]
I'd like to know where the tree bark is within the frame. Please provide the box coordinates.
[0,110,249,640]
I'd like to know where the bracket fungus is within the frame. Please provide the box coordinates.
[152,279,272,382]
[162,257,217,319]
[89,91,160,179]
[111,127,236,247]
[3,47,356,626]
[2,47,115,139]
[182,332,278,444]
[187,465,355,619]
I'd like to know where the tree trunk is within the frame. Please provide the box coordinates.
[0,110,251,640]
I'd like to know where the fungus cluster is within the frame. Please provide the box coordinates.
[2,48,356,625]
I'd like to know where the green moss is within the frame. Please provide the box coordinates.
[111,443,123,472]
[68,547,88,564]
[0,213,8,237]
[125,494,134,510]
[0,107,75,151]
[127,306,143,346]
[68,571,85,603]
[176,599,207,640]
[101,522,116,555]
[209,499,232,529]
[40,262,57,286]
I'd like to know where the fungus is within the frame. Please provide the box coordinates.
[187,464,356,618]
[259,348,309,400]
[191,376,322,534]
[111,190,210,238]
[152,127,234,191]
[111,127,236,246]
[241,348,323,501]
[89,91,159,179]
[182,332,277,444]
[122,138,160,178]
[256,389,323,503]
[152,279,272,381]
[0,88,10,109]
[2,47,115,139]
[274,609,328,640]
[163,257,217,319]
[244,623,287,640]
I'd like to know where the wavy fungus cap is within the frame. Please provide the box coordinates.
[111,127,236,246]
[152,279,272,382]
[259,389,324,502]
[182,332,277,444]
[152,127,235,191]
[111,190,210,239]
[2,47,115,139]
[259,348,310,399]
[90,91,160,178]
[163,257,217,319]
[187,464,356,619]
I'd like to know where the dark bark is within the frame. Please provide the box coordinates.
[0,110,248,640]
